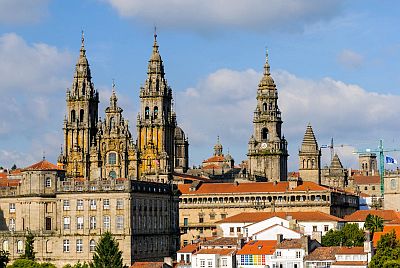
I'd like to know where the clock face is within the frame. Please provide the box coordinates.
[260,142,267,149]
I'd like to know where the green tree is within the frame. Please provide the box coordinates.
[21,231,35,260]
[7,259,56,268]
[10,164,17,170]
[365,214,384,236]
[91,232,124,268]
[63,262,90,268]
[369,230,400,268]
[321,223,365,247]
[0,250,9,268]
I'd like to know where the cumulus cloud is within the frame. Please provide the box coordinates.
[337,49,364,69]
[0,0,50,25]
[103,0,344,33]
[176,67,400,170]
[0,33,73,168]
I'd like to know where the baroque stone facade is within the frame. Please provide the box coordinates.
[247,51,288,182]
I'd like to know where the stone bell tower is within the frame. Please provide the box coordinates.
[137,33,176,181]
[299,124,321,184]
[247,50,288,181]
[60,32,99,178]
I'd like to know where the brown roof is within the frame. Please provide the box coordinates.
[336,247,366,255]
[177,244,199,253]
[217,211,342,224]
[23,160,62,171]
[195,248,236,255]
[202,237,238,247]
[276,239,303,249]
[343,210,400,222]
[237,240,276,255]
[178,181,328,195]
[0,173,7,179]
[130,262,165,268]
[202,164,221,170]
[304,247,340,261]
[0,178,20,187]
[203,155,225,163]
[352,175,380,185]
[332,261,367,266]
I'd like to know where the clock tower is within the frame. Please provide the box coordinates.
[247,50,288,181]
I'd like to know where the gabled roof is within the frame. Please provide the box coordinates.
[194,248,236,255]
[237,240,276,255]
[217,211,342,224]
[23,160,62,171]
[304,247,340,261]
[178,181,329,195]
[203,155,225,163]
[252,224,301,236]
[343,210,400,222]
[352,175,380,185]
[177,243,199,253]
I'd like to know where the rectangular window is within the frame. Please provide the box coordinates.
[200,260,205,268]
[90,199,97,210]
[63,239,70,252]
[77,217,84,230]
[64,217,70,230]
[63,200,70,211]
[116,215,124,230]
[276,251,281,257]
[77,199,84,210]
[313,226,318,232]
[210,214,215,220]
[9,218,15,231]
[183,218,188,227]
[324,225,329,232]
[9,203,15,213]
[237,227,241,233]
[90,216,96,229]
[296,251,301,258]
[199,217,204,223]
[116,199,124,209]
[103,215,110,229]
[230,227,234,233]
[221,214,226,219]
[103,199,110,210]
[208,260,212,268]
[222,258,228,267]
[45,177,51,188]
[76,239,83,253]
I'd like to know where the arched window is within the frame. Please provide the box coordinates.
[46,240,52,253]
[145,107,150,119]
[110,117,115,129]
[89,239,96,252]
[263,103,267,111]
[71,110,76,122]
[303,159,306,169]
[2,240,8,251]
[108,152,116,165]
[109,171,116,179]
[307,159,310,169]
[17,240,23,253]
[80,109,84,122]
[311,159,315,168]
[262,128,268,140]
[154,106,158,119]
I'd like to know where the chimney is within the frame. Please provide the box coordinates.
[311,231,322,244]
[277,234,283,243]
[301,235,310,256]
[288,178,298,190]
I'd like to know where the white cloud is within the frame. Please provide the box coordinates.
[176,67,400,170]
[337,49,364,69]
[0,0,50,25]
[103,0,344,33]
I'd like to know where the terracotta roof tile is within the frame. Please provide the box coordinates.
[130,262,165,268]
[352,175,380,185]
[276,239,303,249]
[304,247,340,261]
[217,211,342,224]
[202,164,221,170]
[23,160,62,171]
[0,173,7,179]
[203,156,225,163]
[237,240,276,255]
[178,181,328,195]
[194,248,236,255]
[373,225,400,247]
[343,210,400,222]
[177,244,199,253]
[202,237,238,247]
[336,247,366,255]
[0,178,20,187]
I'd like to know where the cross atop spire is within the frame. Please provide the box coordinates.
[264,47,270,76]
[81,30,85,47]
[110,79,118,109]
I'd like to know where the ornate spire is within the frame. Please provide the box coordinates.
[110,79,118,109]
[148,29,164,76]
[213,136,223,156]
[301,123,318,151]
[80,30,86,58]
[331,154,343,169]
[264,48,270,75]
[259,47,275,87]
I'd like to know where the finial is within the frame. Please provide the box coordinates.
[217,135,220,144]
[42,151,46,161]
[81,30,85,47]
[264,47,270,75]
[112,79,116,92]
[154,26,157,41]
[60,144,63,154]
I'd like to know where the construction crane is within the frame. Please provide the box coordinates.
[320,138,351,162]
[353,139,400,196]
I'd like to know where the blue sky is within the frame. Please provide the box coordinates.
[1,0,400,171]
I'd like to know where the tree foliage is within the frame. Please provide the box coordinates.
[0,250,9,268]
[21,231,35,260]
[91,232,124,268]
[63,262,90,268]
[7,259,56,268]
[369,230,400,268]
[322,223,365,247]
[365,214,384,236]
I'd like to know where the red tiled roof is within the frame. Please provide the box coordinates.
[178,181,329,195]
[237,240,276,255]
[23,160,62,171]
[336,247,366,255]
[373,225,400,247]
[9,169,22,175]
[276,239,303,249]
[202,164,220,170]
[194,248,236,255]
[0,173,7,179]
[203,156,225,163]
[304,247,340,261]
[130,262,165,268]
[173,172,210,182]
[332,261,367,266]
[0,178,20,187]
[343,210,400,222]
[177,244,198,253]
[352,175,380,185]
[217,211,342,224]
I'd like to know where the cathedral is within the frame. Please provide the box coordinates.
[57,32,189,182]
